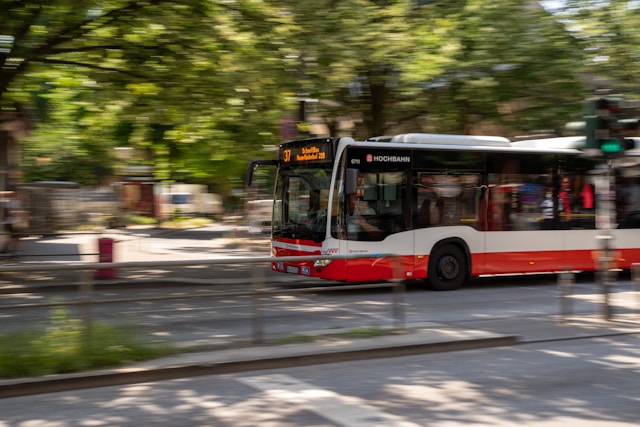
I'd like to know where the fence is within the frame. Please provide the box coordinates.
[0,254,405,345]
[16,184,118,233]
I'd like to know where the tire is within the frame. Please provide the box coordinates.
[427,244,467,291]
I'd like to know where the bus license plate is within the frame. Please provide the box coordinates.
[286,266,299,274]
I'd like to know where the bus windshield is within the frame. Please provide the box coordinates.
[273,166,331,242]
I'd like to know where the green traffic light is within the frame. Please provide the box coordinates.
[600,139,623,154]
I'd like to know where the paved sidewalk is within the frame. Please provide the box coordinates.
[1,226,640,398]
[2,314,640,398]
[0,224,274,292]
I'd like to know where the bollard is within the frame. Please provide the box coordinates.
[79,269,94,355]
[392,281,406,332]
[558,267,574,323]
[391,255,406,332]
[251,264,265,344]
[599,255,615,321]
[95,237,117,279]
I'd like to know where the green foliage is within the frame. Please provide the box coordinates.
[342,327,387,337]
[2,0,639,195]
[0,307,175,379]
[275,334,316,345]
[159,216,213,228]
[2,0,284,192]
[123,215,158,226]
[560,0,640,91]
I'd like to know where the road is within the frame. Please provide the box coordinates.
[1,271,638,347]
[1,334,639,426]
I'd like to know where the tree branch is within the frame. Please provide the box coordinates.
[33,58,145,79]
[31,1,163,58]
[47,45,127,54]
[1,5,43,70]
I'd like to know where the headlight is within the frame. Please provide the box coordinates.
[314,259,332,268]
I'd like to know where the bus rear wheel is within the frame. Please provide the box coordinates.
[427,244,466,291]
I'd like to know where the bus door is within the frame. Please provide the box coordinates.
[343,168,410,282]
[414,172,484,276]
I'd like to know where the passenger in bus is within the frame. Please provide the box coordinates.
[416,199,432,227]
[416,197,443,228]
[541,191,564,229]
[580,183,594,210]
[434,198,444,224]
[558,177,573,222]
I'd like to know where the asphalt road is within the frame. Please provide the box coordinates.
[3,270,635,348]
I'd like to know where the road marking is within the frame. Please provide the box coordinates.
[238,374,420,427]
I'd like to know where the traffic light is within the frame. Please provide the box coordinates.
[584,96,638,157]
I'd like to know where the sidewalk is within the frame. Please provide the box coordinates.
[0,224,275,292]
[2,226,640,398]
[2,313,640,398]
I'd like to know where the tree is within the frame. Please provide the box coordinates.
[266,0,586,138]
[2,0,630,196]
[557,0,640,95]
[1,0,286,190]
[426,0,586,135]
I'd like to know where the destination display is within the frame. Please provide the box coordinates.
[281,139,334,165]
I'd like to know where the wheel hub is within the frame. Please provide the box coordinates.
[438,256,460,280]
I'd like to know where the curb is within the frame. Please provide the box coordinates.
[0,332,518,399]
[0,275,328,294]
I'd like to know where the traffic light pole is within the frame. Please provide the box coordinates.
[580,92,640,319]
[594,160,616,320]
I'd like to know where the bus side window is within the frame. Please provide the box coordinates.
[416,199,431,227]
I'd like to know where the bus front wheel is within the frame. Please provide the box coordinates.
[427,244,466,291]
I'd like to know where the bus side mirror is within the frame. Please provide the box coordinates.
[246,162,259,187]
[246,160,278,186]
[346,168,358,195]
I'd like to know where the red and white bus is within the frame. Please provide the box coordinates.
[248,133,640,290]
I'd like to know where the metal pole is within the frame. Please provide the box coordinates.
[79,269,94,351]
[558,267,573,323]
[594,160,616,321]
[600,253,614,321]
[251,264,265,344]
[632,263,640,317]
[392,281,406,332]
[391,255,406,332]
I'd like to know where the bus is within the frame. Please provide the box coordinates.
[247,133,640,290]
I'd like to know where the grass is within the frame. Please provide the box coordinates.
[158,217,213,228]
[124,215,158,226]
[0,307,177,379]
[0,307,392,380]
[273,327,389,345]
[274,335,316,345]
[339,327,387,338]
[66,215,214,231]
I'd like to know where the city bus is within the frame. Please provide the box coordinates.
[247,133,640,290]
